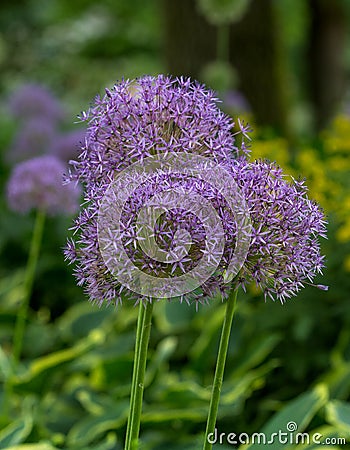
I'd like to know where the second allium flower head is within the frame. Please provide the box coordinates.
[7,155,81,215]
[65,75,327,305]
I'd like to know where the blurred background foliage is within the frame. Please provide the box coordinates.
[0,0,350,449]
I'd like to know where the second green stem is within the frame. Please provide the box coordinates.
[125,300,153,450]
[203,288,238,450]
[2,209,45,419]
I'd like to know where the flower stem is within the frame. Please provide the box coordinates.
[203,288,238,450]
[124,301,146,447]
[2,209,45,419]
[125,300,153,450]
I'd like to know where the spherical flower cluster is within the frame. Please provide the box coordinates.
[65,75,327,305]
[66,167,242,305]
[7,155,80,215]
[7,118,56,163]
[70,75,251,192]
[230,159,327,302]
[66,75,251,304]
[8,83,64,123]
[6,83,84,165]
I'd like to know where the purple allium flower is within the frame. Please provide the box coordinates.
[8,83,64,123]
[69,75,250,189]
[66,156,326,305]
[222,90,251,113]
[67,161,245,305]
[7,155,81,215]
[65,75,252,305]
[65,75,326,306]
[50,129,86,162]
[7,117,56,163]
[230,159,327,302]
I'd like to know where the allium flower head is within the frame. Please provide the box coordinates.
[8,83,64,123]
[66,75,252,305]
[67,153,252,305]
[7,155,80,215]
[65,75,326,306]
[230,159,327,302]
[7,117,56,163]
[70,75,251,190]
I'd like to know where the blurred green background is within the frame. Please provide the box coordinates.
[0,0,350,449]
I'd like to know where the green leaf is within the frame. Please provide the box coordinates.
[57,302,111,341]
[0,344,11,379]
[151,375,210,405]
[22,322,56,358]
[36,391,84,436]
[142,407,207,424]
[221,359,280,406]
[66,402,128,447]
[75,388,117,416]
[189,304,226,368]
[0,270,25,309]
[239,384,328,449]
[319,362,350,400]
[14,330,105,390]
[3,443,58,450]
[325,400,350,435]
[87,432,118,450]
[155,300,196,334]
[141,431,203,450]
[0,398,34,447]
[146,336,177,384]
[232,334,281,376]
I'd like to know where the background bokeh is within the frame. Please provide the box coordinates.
[0,1,350,449]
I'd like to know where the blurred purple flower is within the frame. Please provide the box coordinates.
[50,129,86,162]
[231,159,327,302]
[222,90,251,113]
[8,83,64,123]
[7,155,81,215]
[7,117,56,163]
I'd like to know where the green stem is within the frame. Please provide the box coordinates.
[125,300,153,450]
[125,301,146,447]
[203,288,238,450]
[2,209,45,419]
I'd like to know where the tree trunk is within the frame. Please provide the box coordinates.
[229,0,289,135]
[307,0,347,131]
[162,0,289,134]
[162,0,216,79]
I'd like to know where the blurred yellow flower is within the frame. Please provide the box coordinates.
[344,254,350,272]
